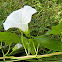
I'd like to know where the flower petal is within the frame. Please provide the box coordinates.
[3,21,28,32]
[3,8,23,30]
[18,24,28,32]
[15,43,23,49]
[3,5,37,32]
[22,5,37,23]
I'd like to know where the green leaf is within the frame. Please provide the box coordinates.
[23,38,36,55]
[0,32,20,45]
[23,38,38,55]
[29,39,35,55]
[45,29,51,35]
[49,22,62,35]
[23,37,29,50]
[35,35,62,51]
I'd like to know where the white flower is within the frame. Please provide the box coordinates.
[15,43,23,49]
[3,5,37,33]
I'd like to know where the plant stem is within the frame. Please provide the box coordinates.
[1,42,5,61]
[36,43,39,56]
[33,41,36,53]
[21,32,28,55]
[28,46,30,55]
[32,41,39,56]
[8,50,14,56]
[5,45,10,56]
[0,52,62,60]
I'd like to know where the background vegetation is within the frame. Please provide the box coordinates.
[0,0,62,62]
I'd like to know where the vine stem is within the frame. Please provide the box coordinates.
[36,43,39,56]
[1,42,5,61]
[0,52,62,60]
[33,41,36,53]
[21,32,28,55]
[5,45,11,56]
[33,41,39,56]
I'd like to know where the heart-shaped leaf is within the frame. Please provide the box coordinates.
[49,22,62,35]
[35,35,62,51]
[0,32,20,45]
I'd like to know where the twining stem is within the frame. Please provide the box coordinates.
[5,45,11,56]
[1,42,5,61]
[8,51,14,56]
[33,41,39,56]
[0,52,62,60]
[36,43,39,56]
[21,32,28,55]
[33,41,36,53]
[28,46,30,55]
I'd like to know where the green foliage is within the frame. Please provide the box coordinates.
[22,38,39,55]
[0,32,20,45]
[0,0,62,62]
[12,46,18,51]
[23,37,29,51]
[49,22,62,35]
[29,39,35,54]
[35,35,62,51]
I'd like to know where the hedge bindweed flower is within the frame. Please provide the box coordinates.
[15,43,23,49]
[12,43,23,51]
[3,5,37,33]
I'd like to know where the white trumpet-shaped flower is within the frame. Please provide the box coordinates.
[3,5,37,33]
[15,43,23,49]
[12,43,23,51]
